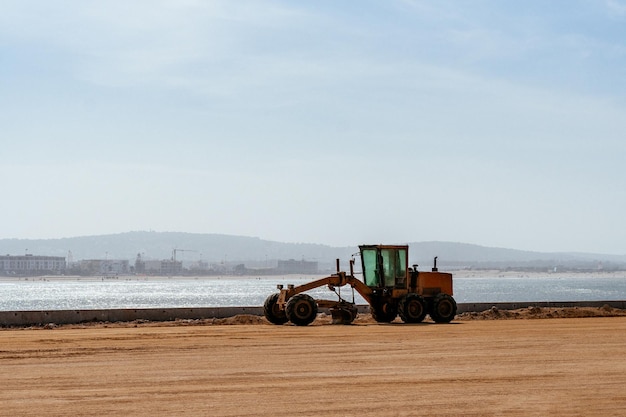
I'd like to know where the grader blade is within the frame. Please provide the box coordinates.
[330,305,358,325]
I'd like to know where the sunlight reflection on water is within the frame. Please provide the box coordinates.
[1,274,626,311]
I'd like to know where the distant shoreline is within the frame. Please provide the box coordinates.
[451,269,626,279]
[1,270,626,282]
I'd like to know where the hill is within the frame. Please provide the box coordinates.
[1,231,625,271]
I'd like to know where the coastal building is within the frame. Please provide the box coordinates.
[0,254,66,275]
[142,259,183,275]
[276,259,318,274]
[159,259,183,276]
[78,259,130,275]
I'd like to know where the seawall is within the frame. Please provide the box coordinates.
[2,301,626,326]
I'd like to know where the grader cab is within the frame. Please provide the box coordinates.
[263,244,457,326]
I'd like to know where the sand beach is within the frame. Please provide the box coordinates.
[2,310,626,416]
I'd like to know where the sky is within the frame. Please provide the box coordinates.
[1,1,626,254]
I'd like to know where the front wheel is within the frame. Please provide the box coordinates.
[399,293,427,323]
[286,294,318,326]
[263,293,288,325]
[429,293,457,323]
[371,301,398,323]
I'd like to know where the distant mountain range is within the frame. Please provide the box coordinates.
[1,231,625,271]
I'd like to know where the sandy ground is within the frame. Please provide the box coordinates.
[2,309,626,417]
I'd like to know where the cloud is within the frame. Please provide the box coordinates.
[606,0,626,16]
[0,1,310,86]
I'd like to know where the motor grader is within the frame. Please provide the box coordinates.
[263,244,457,326]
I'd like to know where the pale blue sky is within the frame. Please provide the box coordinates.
[2,1,625,254]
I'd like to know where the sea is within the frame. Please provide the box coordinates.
[1,274,626,311]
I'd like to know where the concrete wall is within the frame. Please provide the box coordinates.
[2,301,626,327]
[0,307,262,327]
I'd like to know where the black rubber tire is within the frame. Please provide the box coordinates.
[370,301,398,323]
[263,293,288,325]
[399,293,427,323]
[429,293,457,323]
[286,294,318,326]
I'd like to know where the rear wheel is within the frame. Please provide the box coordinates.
[399,293,427,323]
[286,294,318,326]
[430,293,457,323]
[263,293,288,325]
[371,301,398,323]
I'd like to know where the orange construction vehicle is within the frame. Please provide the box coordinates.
[264,244,457,326]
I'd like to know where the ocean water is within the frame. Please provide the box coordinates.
[1,274,626,311]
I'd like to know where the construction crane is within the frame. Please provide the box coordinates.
[171,249,197,262]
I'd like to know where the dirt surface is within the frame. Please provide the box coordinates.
[5,305,625,331]
[2,310,626,416]
[456,304,626,320]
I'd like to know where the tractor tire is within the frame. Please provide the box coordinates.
[263,293,288,325]
[286,294,318,326]
[429,293,457,323]
[370,301,398,323]
[399,293,427,323]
